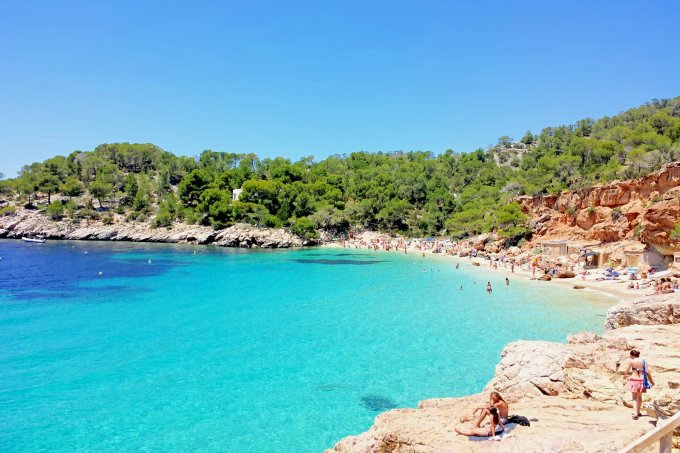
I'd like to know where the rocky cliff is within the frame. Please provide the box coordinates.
[517,162,680,253]
[0,208,307,248]
[604,292,680,330]
[328,293,680,452]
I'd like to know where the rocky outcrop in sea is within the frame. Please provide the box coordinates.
[0,209,308,248]
[328,292,680,452]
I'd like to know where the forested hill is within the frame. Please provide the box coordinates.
[1,97,680,241]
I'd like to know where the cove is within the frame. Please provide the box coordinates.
[0,240,613,451]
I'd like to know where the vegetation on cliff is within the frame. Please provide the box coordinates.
[1,97,679,240]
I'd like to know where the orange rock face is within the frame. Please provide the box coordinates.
[517,163,680,252]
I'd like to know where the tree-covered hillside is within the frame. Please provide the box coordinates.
[1,97,679,241]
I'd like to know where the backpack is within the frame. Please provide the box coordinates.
[507,415,531,427]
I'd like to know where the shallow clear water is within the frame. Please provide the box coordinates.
[0,240,613,452]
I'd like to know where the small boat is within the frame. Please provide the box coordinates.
[22,235,46,243]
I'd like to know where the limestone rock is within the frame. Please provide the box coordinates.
[484,341,570,399]
[605,293,680,330]
[556,271,576,278]
[328,398,653,453]
[0,208,307,248]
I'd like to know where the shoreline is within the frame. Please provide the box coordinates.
[0,209,307,248]
[325,238,680,451]
[322,240,637,304]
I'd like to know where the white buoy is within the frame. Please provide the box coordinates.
[148,259,151,264]
[98,271,103,276]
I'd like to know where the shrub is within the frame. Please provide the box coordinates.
[671,220,680,239]
[76,207,99,220]
[633,223,643,238]
[566,206,575,216]
[0,205,17,216]
[102,213,114,225]
[45,201,64,220]
[152,208,173,228]
[262,214,282,228]
[498,226,532,247]
[183,209,201,225]
[290,217,319,240]
[64,200,77,219]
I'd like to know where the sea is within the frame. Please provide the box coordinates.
[0,239,614,452]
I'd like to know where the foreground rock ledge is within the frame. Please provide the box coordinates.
[329,294,680,452]
[0,209,308,248]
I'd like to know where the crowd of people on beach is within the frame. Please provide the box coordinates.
[340,234,679,297]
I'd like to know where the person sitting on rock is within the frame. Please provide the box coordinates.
[471,391,509,428]
[456,406,506,438]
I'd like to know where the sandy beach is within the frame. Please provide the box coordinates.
[324,235,645,303]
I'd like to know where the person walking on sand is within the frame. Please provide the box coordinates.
[623,349,655,419]
[486,282,492,293]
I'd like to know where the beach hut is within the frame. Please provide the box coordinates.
[540,240,568,256]
[566,240,601,256]
[673,252,680,269]
[582,251,599,269]
[623,247,645,268]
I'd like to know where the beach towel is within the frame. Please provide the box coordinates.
[468,423,517,441]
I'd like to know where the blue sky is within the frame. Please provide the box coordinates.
[1,0,679,177]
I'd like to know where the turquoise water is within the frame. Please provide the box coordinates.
[0,240,613,452]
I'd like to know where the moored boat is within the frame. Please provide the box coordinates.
[21,235,46,243]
